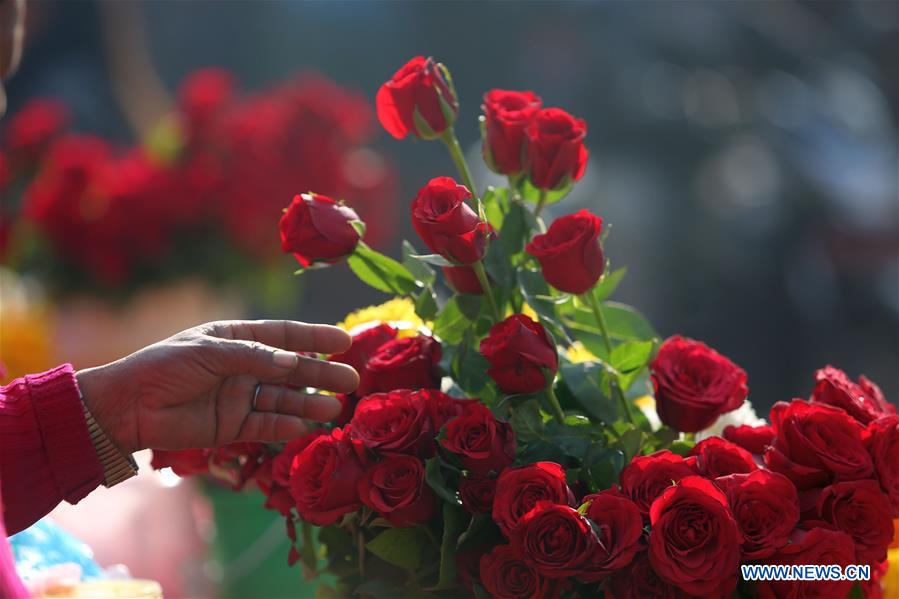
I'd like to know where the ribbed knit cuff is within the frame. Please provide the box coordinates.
[25,364,104,504]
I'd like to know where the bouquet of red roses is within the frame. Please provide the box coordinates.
[152,57,898,598]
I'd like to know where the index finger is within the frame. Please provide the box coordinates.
[207,320,352,355]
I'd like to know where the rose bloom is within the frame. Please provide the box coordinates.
[328,323,397,373]
[357,334,441,396]
[604,552,689,599]
[289,428,365,526]
[279,193,362,267]
[411,176,490,265]
[440,402,516,477]
[580,490,644,581]
[348,389,435,456]
[688,436,757,478]
[492,462,574,537]
[650,335,749,433]
[756,527,856,599]
[869,414,899,517]
[723,423,775,455]
[764,400,873,490]
[810,365,894,425]
[422,388,475,431]
[524,107,588,190]
[525,209,604,295]
[509,502,596,578]
[459,475,497,514]
[816,480,894,564]
[481,89,542,175]
[376,56,458,140]
[358,454,436,527]
[619,449,698,514]
[716,470,799,559]
[443,265,484,295]
[648,476,741,597]
[259,429,329,516]
[5,98,69,160]
[479,544,562,599]
[480,314,558,394]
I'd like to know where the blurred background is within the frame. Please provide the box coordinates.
[1,1,897,597]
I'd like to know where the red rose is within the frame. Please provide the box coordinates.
[604,552,689,599]
[411,177,490,265]
[716,470,799,559]
[525,209,604,295]
[580,490,644,581]
[723,423,775,455]
[480,314,558,394]
[289,428,365,525]
[358,334,441,396]
[764,400,873,490]
[509,502,595,578]
[756,527,856,599]
[492,462,574,537]
[869,415,899,516]
[688,436,757,478]
[272,430,330,487]
[257,430,329,516]
[329,323,397,373]
[648,476,741,597]
[422,388,475,431]
[810,365,894,424]
[178,68,234,140]
[5,98,69,160]
[460,476,497,514]
[481,89,542,175]
[150,449,210,476]
[358,454,436,527]
[524,107,588,190]
[650,335,749,433]
[376,56,458,140]
[816,480,894,563]
[279,193,362,267]
[440,403,516,477]
[443,265,484,295]
[619,450,698,514]
[348,389,434,456]
[479,544,562,599]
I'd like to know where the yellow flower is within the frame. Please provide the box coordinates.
[566,341,597,364]
[0,269,55,383]
[337,297,425,337]
[885,547,899,598]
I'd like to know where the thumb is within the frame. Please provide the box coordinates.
[213,338,300,382]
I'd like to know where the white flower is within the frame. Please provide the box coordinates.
[696,400,766,441]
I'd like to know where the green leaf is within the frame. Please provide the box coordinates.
[544,414,600,457]
[509,399,547,442]
[349,219,367,239]
[611,340,656,391]
[402,240,436,286]
[561,301,657,344]
[451,338,493,395]
[498,200,530,258]
[456,293,483,320]
[425,458,461,505]
[414,288,439,321]
[592,267,627,302]
[347,243,418,295]
[433,297,471,345]
[482,187,509,230]
[365,527,426,571]
[560,361,619,423]
[581,443,625,491]
[518,269,571,343]
[434,504,469,590]
[484,239,514,288]
[669,439,695,456]
[408,253,456,268]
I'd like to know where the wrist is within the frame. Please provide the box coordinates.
[76,363,139,455]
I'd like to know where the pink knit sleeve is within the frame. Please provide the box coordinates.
[0,364,105,535]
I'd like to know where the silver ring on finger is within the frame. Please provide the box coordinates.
[252,383,262,411]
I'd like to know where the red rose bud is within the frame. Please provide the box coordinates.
[650,335,748,433]
[411,177,490,265]
[648,476,741,597]
[376,56,458,140]
[479,544,562,599]
[279,193,362,267]
[810,365,895,424]
[580,490,644,581]
[459,476,498,514]
[619,449,698,515]
[869,415,899,517]
[492,462,574,537]
[289,428,365,526]
[525,209,604,295]
[440,403,516,477]
[481,89,542,175]
[358,454,436,527]
[756,527,856,599]
[509,502,596,578]
[443,265,485,295]
[816,480,894,563]
[348,389,436,456]
[716,470,799,559]
[480,314,558,395]
[688,436,757,478]
[357,334,441,396]
[525,107,588,191]
[763,400,872,490]
[722,423,775,455]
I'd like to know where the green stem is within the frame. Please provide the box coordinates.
[545,381,566,423]
[534,189,549,218]
[472,261,501,322]
[582,291,637,424]
[440,128,479,202]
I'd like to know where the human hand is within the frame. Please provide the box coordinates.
[75,320,358,454]
[0,0,26,116]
